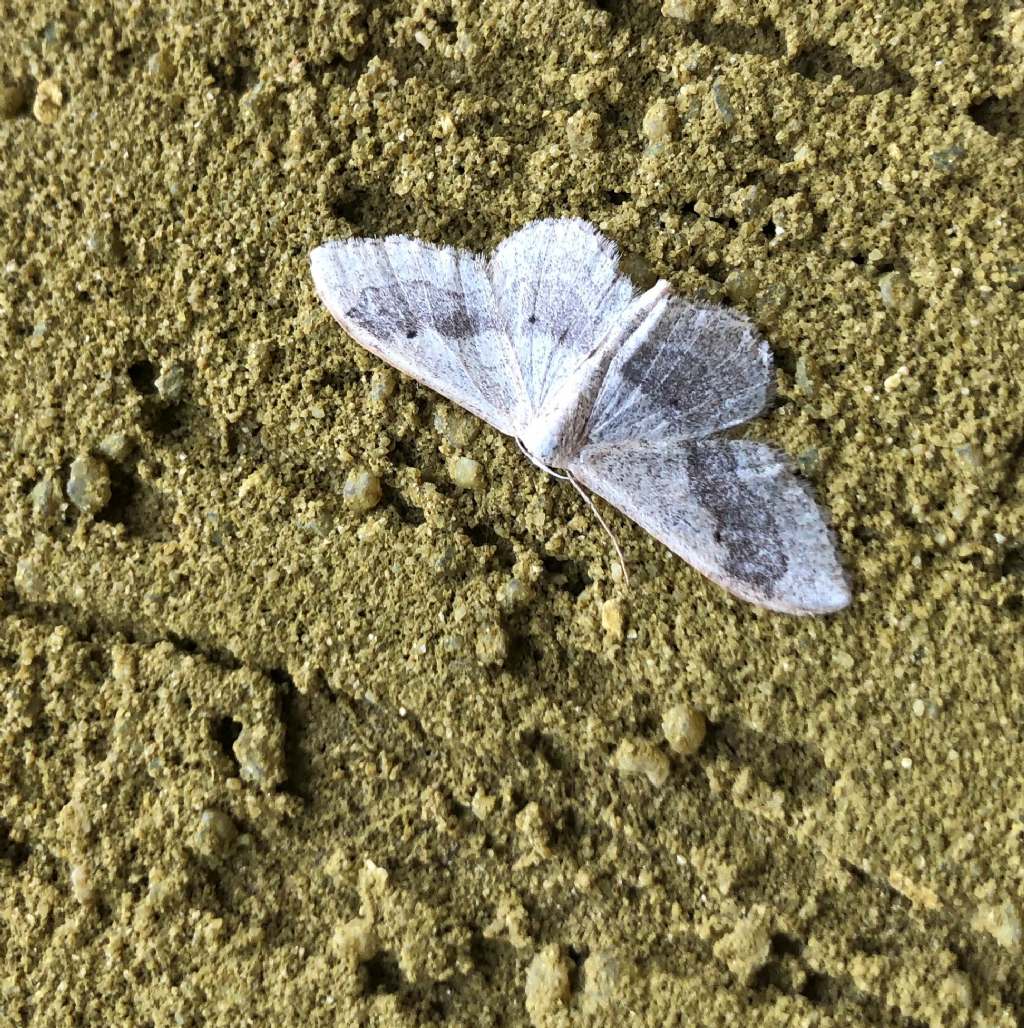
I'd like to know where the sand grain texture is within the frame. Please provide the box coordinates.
[1,1,1023,1025]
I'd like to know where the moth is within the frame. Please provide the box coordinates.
[310,218,850,615]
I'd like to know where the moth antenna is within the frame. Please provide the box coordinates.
[566,471,630,588]
[514,438,628,586]
[514,436,571,480]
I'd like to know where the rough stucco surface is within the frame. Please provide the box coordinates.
[1,1,1023,1025]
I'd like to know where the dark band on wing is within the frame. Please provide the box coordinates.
[346,281,486,341]
[683,444,787,596]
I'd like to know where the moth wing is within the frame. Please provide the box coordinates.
[571,437,850,614]
[488,218,638,414]
[310,236,524,435]
[586,298,774,446]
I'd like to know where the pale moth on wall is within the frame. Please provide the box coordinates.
[310,218,850,615]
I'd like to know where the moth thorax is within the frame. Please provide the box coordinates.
[521,347,610,468]
[520,418,569,468]
[520,389,593,468]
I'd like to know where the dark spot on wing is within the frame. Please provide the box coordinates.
[516,296,602,349]
[346,280,485,341]
[684,444,786,595]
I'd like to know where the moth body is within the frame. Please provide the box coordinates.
[518,281,673,469]
[517,345,606,468]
